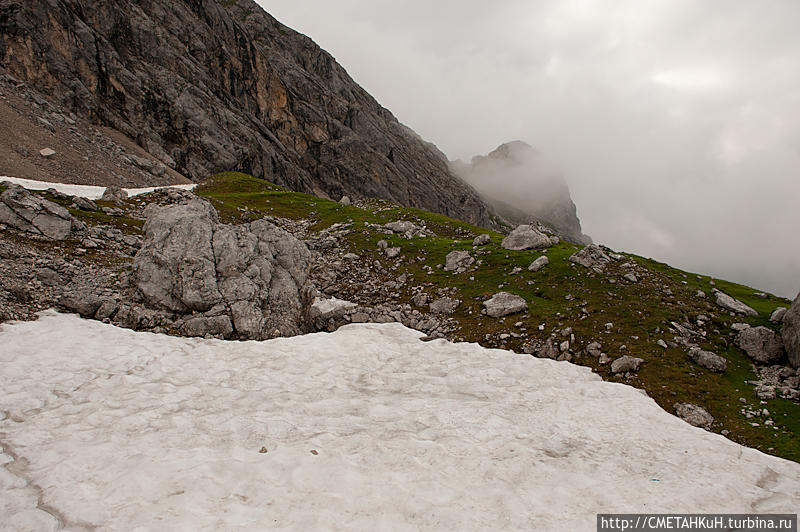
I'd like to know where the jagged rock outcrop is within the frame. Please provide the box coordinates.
[569,244,612,273]
[0,184,77,239]
[712,289,758,317]
[133,197,313,339]
[451,141,590,243]
[782,293,800,368]
[0,0,492,227]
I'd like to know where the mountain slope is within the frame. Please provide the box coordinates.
[451,141,590,243]
[0,0,493,226]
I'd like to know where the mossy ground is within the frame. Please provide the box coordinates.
[198,172,799,462]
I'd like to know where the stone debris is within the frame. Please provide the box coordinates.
[444,250,474,272]
[569,244,612,273]
[472,234,491,246]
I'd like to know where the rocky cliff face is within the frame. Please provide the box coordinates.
[451,141,590,244]
[0,0,492,226]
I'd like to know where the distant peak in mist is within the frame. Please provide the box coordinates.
[452,141,591,245]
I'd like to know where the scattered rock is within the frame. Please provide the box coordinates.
[72,196,99,211]
[770,307,787,324]
[712,289,758,317]
[482,291,528,318]
[472,234,491,246]
[623,273,638,283]
[384,220,419,234]
[528,256,549,272]
[429,297,460,315]
[673,403,714,429]
[412,292,428,307]
[695,290,706,299]
[585,342,602,357]
[501,225,552,251]
[385,247,401,259]
[569,244,612,272]
[611,355,644,374]
[444,250,474,272]
[101,186,129,203]
[656,339,668,349]
[735,326,786,365]
[39,147,56,158]
[688,347,727,372]
[310,297,357,321]
[339,196,351,205]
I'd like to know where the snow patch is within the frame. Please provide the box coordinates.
[0,175,196,199]
[0,311,798,530]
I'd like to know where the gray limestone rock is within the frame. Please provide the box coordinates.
[0,0,494,228]
[687,348,727,372]
[444,250,474,272]
[384,221,419,234]
[735,326,786,365]
[611,355,644,374]
[770,307,787,323]
[585,342,602,357]
[0,185,74,240]
[501,225,552,251]
[568,244,612,273]
[528,256,549,272]
[712,289,758,317]
[781,293,800,368]
[482,292,528,318]
[181,316,234,338]
[472,234,491,246]
[429,297,460,315]
[133,197,312,339]
[673,403,714,429]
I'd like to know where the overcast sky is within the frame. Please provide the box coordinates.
[259,0,800,298]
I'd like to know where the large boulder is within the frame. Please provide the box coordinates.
[782,293,800,368]
[712,290,758,317]
[482,292,528,318]
[501,225,552,251]
[0,185,75,239]
[133,198,313,339]
[568,244,612,273]
[528,255,549,272]
[735,326,786,365]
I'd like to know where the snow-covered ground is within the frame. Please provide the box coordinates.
[0,175,196,199]
[1,312,798,531]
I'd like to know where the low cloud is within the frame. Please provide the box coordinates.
[261,0,800,297]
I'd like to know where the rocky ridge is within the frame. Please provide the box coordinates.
[0,0,493,227]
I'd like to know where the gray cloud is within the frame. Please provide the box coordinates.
[259,0,800,297]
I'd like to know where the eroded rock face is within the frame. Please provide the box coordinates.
[735,326,786,365]
[782,293,800,368]
[133,198,312,339]
[0,185,75,239]
[501,225,552,251]
[0,0,493,228]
